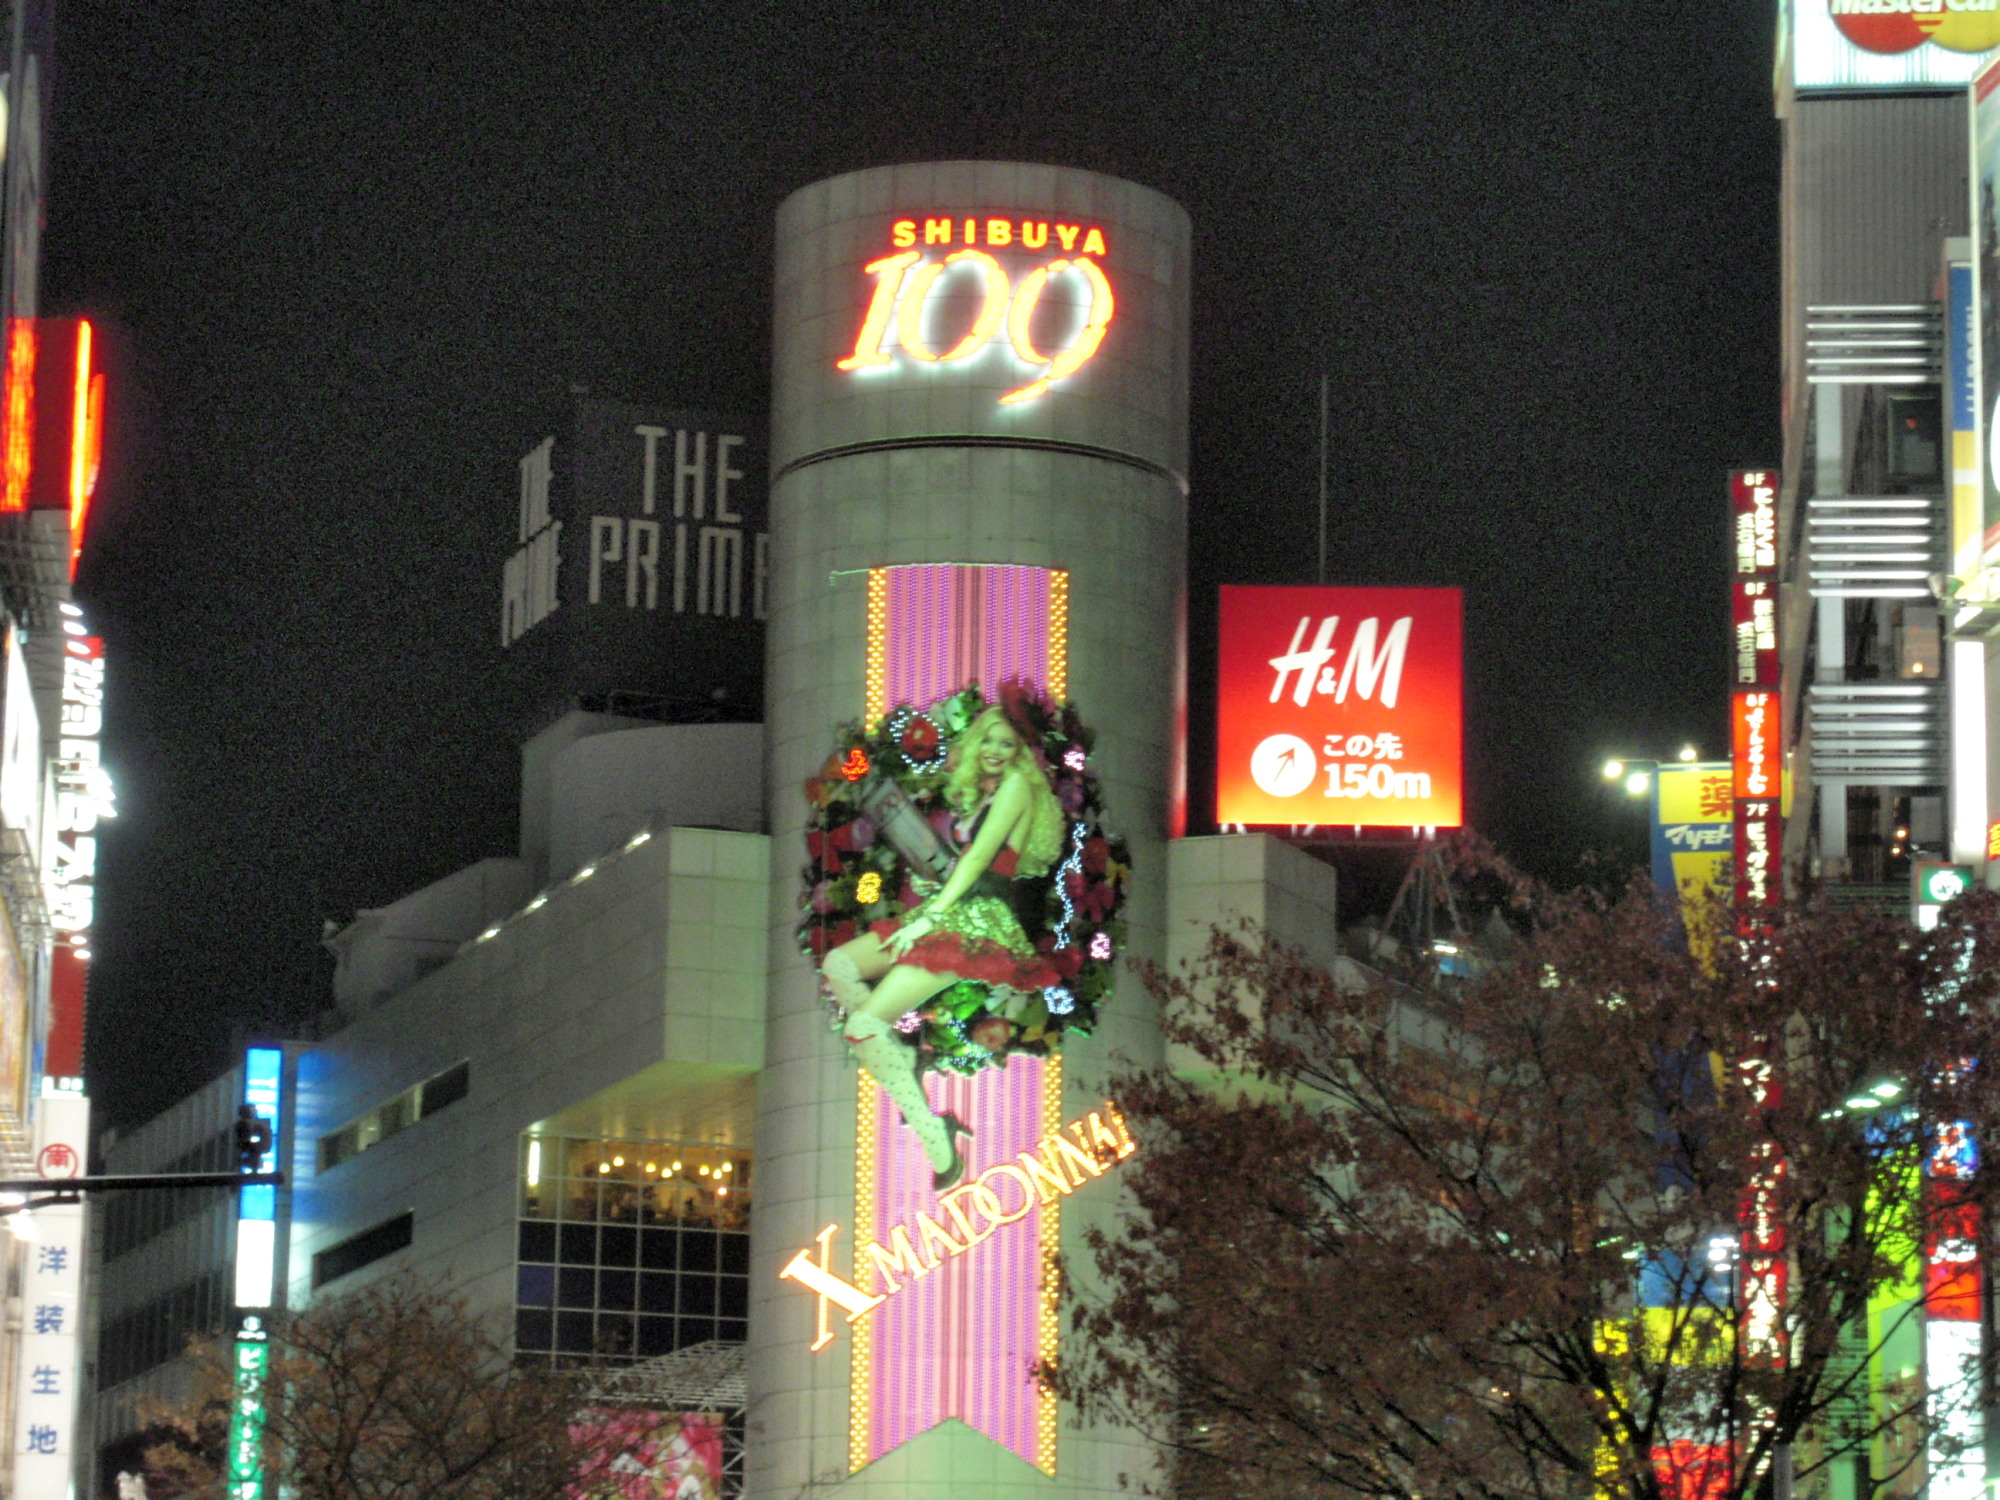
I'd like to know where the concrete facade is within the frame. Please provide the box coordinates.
[749,162,1190,1499]
[293,822,770,1318]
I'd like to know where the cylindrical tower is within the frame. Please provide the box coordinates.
[750,162,1190,1498]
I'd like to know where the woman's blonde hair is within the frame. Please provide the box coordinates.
[942,705,1066,876]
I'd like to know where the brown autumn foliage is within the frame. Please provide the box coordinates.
[140,1275,627,1500]
[1062,854,2000,1500]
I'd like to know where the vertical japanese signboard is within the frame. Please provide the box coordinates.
[11,1091,85,1493]
[1977,60,2000,564]
[226,1320,270,1500]
[1650,763,1735,938]
[1215,585,1463,829]
[1949,254,1981,577]
[1733,691,1783,913]
[1730,471,1783,915]
[46,612,110,1087]
[1732,470,1780,692]
[235,1047,283,1308]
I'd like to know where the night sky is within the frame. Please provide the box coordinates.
[42,3,1780,1130]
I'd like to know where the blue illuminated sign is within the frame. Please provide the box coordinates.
[240,1048,281,1220]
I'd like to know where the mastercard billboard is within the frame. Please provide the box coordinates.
[1829,5,2000,56]
[1216,585,1463,829]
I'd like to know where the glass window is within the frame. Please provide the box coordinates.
[638,1315,677,1357]
[555,1311,594,1353]
[600,1225,637,1266]
[641,1229,679,1271]
[682,1231,717,1274]
[639,1271,676,1315]
[559,1223,597,1265]
[516,1310,552,1351]
[518,1222,556,1263]
[599,1269,636,1312]
[719,1279,747,1320]
[517,1265,555,1307]
[514,1132,753,1364]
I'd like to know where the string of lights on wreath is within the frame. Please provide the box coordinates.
[795,682,1131,1076]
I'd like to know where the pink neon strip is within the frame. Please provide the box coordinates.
[868,564,1054,1469]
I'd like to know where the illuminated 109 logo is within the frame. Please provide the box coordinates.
[838,216,1114,405]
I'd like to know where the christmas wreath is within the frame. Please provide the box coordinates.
[797,683,1130,1076]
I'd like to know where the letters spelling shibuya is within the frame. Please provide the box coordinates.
[837,215,1115,405]
[781,1102,1136,1349]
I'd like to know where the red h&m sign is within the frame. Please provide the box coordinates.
[1215,585,1463,829]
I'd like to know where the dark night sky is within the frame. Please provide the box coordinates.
[40,3,1780,1130]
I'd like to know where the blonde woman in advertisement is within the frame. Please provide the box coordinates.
[820,705,1065,1189]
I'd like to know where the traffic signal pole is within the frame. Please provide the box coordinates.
[0,1170,284,1214]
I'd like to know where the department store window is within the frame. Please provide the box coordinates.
[514,1135,750,1364]
[318,1060,470,1172]
[102,1126,233,1261]
[312,1211,414,1288]
[98,1268,231,1389]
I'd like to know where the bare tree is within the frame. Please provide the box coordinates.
[1063,857,2000,1500]
[141,1275,623,1500]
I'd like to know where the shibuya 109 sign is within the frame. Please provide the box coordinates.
[1216,585,1463,829]
[839,215,1114,405]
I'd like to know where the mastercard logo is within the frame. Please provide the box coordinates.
[1832,1,2000,55]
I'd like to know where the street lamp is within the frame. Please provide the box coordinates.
[1602,748,1702,800]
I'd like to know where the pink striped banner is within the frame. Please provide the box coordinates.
[859,563,1059,1473]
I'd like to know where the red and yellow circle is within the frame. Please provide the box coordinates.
[1835,8,2000,56]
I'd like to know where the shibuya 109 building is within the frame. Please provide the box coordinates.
[751,163,1189,1495]
[95,162,1356,1500]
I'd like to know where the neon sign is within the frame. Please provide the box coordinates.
[779,1101,1135,1345]
[838,217,1114,404]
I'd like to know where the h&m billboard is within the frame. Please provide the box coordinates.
[1216,585,1463,829]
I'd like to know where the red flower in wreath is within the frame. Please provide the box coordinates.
[805,829,844,874]
[899,716,940,760]
[970,1016,1015,1052]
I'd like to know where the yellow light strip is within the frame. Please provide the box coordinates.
[850,1068,877,1472]
[1047,570,1069,702]
[1036,1051,1064,1475]
[864,569,889,726]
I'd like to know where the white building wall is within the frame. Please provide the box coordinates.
[87,1066,242,1459]
[289,827,769,1321]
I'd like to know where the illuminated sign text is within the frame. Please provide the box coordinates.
[1731,469,1778,578]
[839,216,1115,404]
[781,1102,1135,1346]
[46,625,111,943]
[1217,586,1462,828]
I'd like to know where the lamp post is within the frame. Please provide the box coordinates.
[1601,745,1702,799]
[1599,747,1702,870]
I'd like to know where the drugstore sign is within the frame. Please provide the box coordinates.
[839,215,1114,404]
